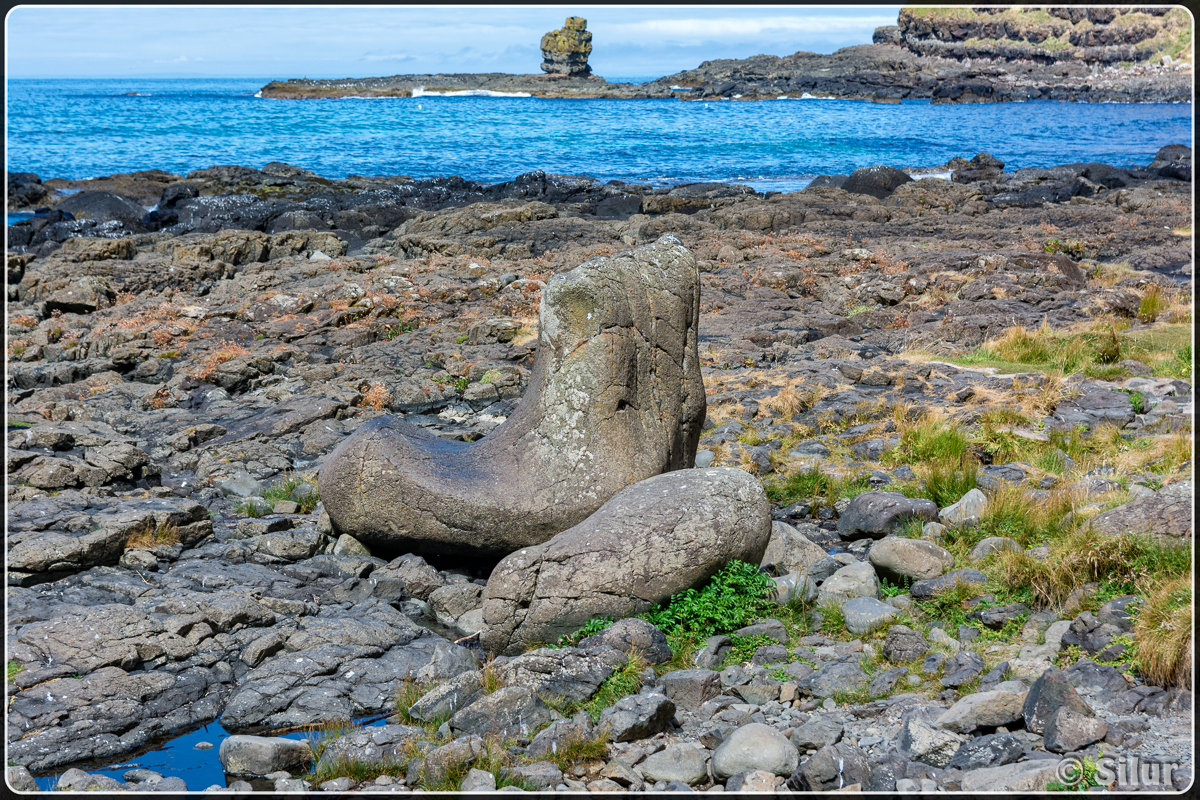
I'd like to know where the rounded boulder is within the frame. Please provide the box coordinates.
[711,722,799,778]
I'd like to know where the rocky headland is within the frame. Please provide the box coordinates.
[5,142,1195,793]
[259,7,1193,102]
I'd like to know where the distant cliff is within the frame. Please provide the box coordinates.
[260,6,1193,103]
[890,6,1193,65]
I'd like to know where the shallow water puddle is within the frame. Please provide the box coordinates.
[32,715,391,791]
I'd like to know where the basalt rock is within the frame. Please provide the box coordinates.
[479,467,772,655]
[541,17,593,76]
[318,235,705,556]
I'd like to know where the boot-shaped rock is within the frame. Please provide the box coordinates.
[318,234,705,556]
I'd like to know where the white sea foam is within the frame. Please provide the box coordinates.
[253,90,262,98]
[797,92,837,100]
[411,85,531,98]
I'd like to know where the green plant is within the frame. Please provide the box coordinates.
[1047,751,1105,791]
[541,727,611,772]
[879,576,913,598]
[455,335,469,344]
[235,497,265,518]
[1137,284,1169,323]
[557,616,614,647]
[643,560,775,638]
[263,471,321,513]
[1130,577,1191,688]
[885,416,971,466]
[8,660,23,679]
[721,634,778,668]
[304,717,351,766]
[156,350,180,359]
[817,600,846,635]
[453,376,469,392]
[567,653,649,723]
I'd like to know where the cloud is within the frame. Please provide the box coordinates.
[361,54,416,62]
[607,15,894,40]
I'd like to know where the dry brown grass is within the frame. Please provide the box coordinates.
[192,339,250,381]
[361,381,392,411]
[124,521,180,550]
[1133,576,1192,689]
[10,314,37,328]
[113,290,137,306]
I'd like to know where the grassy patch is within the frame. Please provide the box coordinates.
[559,653,648,723]
[643,560,775,638]
[123,521,180,551]
[542,727,611,772]
[1131,577,1191,688]
[721,634,779,668]
[264,470,320,513]
[765,467,872,509]
[556,616,615,647]
[8,660,23,679]
[884,415,971,466]
[817,600,846,635]
[989,527,1191,609]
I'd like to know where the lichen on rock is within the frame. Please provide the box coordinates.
[541,16,593,75]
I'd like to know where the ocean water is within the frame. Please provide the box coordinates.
[5,77,1193,196]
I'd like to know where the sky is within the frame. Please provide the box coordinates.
[5,5,903,80]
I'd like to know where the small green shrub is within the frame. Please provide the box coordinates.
[721,634,778,668]
[557,616,615,647]
[643,560,775,638]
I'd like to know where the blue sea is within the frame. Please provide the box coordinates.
[5,77,1193,197]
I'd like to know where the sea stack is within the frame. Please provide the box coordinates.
[540,16,592,75]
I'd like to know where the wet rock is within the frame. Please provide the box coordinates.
[479,467,770,655]
[56,190,147,222]
[320,236,706,556]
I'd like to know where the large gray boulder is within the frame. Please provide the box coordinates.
[761,520,827,574]
[479,467,772,655]
[711,722,799,778]
[319,235,706,556]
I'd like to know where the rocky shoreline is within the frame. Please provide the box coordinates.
[259,7,1193,103]
[5,143,1195,793]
